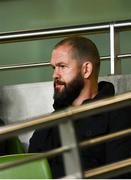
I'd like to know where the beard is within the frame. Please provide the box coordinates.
[53,73,84,110]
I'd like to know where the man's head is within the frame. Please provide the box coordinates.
[50,36,100,110]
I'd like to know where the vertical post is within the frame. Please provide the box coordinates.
[114,31,121,74]
[110,24,115,75]
[110,24,121,75]
[59,120,83,178]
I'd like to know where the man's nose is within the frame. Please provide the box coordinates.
[53,68,60,79]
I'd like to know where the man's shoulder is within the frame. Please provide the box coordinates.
[0,118,5,126]
[33,125,59,137]
[29,125,60,152]
[109,105,131,130]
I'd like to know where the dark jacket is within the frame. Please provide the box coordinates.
[0,119,7,155]
[28,81,131,178]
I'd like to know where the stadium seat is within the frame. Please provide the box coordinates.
[0,153,52,179]
[6,136,25,154]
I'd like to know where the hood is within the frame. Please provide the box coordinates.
[83,81,115,104]
[97,81,115,99]
[53,81,115,109]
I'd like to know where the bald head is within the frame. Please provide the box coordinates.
[54,36,100,79]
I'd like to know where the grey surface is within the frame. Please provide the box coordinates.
[0,81,54,151]
[99,74,131,95]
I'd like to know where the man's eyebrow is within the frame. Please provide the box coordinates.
[50,61,67,68]
[55,62,66,66]
[50,62,61,69]
[56,62,65,65]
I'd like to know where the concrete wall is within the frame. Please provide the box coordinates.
[99,74,131,95]
[0,74,131,150]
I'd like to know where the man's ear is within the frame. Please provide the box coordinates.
[82,61,93,79]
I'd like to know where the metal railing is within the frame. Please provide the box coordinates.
[0,91,131,178]
[0,19,131,74]
[0,91,131,139]
[0,19,131,178]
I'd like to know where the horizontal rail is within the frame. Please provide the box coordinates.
[0,91,131,140]
[0,20,130,44]
[0,144,131,179]
[100,53,131,61]
[84,157,131,178]
[0,53,130,71]
[0,62,50,71]
[0,92,131,177]
[79,128,131,148]
[1,144,131,179]
[0,19,130,72]
[117,53,131,59]
[0,24,109,43]
[0,19,130,178]
[1,127,131,171]
[0,146,70,170]
[114,21,131,28]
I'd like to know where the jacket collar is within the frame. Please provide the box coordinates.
[83,81,115,104]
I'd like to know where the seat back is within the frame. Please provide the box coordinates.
[6,136,25,154]
[0,153,52,179]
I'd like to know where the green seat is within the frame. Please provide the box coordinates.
[6,136,25,154]
[0,153,52,179]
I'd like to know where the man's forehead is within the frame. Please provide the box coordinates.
[53,44,72,53]
[51,45,73,61]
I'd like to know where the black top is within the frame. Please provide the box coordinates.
[28,81,131,178]
[0,118,7,156]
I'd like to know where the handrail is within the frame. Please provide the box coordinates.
[0,91,130,178]
[79,128,131,148]
[0,20,130,44]
[1,123,131,171]
[0,19,131,177]
[0,146,70,170]
[0,53,131,71]
[1,146,131,179]
[0,62,50,71]
[0,91,131,139]
[84,157,131,178]
[0,92,131,177]
[0,19,130,73]
[0,23,109,43]
[0,150,131,179]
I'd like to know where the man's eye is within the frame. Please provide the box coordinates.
[52,66,55,70]
[60,65,66,69]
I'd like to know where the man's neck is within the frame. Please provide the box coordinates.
[72,82,98,106]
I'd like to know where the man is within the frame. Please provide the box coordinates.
[28,36,131,178]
